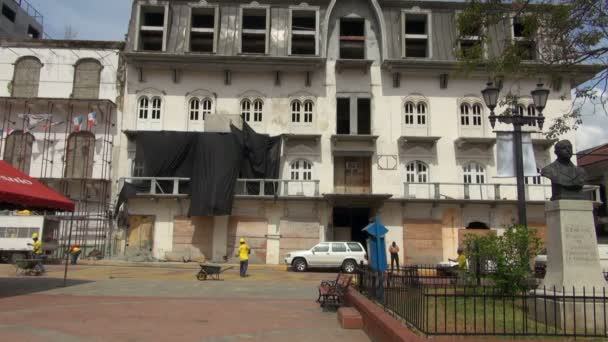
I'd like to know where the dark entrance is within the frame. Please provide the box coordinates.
[332,207,370,248]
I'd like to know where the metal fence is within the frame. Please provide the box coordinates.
[355,266,608,338]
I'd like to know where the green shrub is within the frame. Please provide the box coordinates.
[463,225,542,294]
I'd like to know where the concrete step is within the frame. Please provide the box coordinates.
[338,307,363,330]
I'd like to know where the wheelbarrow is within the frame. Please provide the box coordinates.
[196,264,235,281]
[14,258,45,276]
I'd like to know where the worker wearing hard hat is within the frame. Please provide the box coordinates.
[69,244,82,265]
[236,238,251,278]
[27,232,45,273]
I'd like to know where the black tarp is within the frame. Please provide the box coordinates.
[119,123,281,216]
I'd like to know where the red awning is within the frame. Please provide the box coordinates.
[0,161,75,212]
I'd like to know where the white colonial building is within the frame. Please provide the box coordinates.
[114,0,599,265]
[0,38,123,255]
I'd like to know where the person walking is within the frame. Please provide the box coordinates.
[27,233,45,274]
[237,238,250,277]
[389,241,400,273]
[69,244,82,265]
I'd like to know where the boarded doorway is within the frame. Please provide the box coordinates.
[127,215,154,254]
[334,156,371,194]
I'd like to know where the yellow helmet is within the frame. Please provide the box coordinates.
[32,232,39,239]
[239,238,245,243]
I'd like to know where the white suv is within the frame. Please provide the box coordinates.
[284,241,366,273]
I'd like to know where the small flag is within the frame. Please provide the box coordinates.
[43,120,64,131]
[73,116,83,132]
[87,112,97,128]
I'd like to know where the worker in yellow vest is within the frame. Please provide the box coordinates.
[27,233,45,273]
[237,238,250,278]
[69,244,82,265]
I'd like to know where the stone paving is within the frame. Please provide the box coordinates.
[0,264,369,342]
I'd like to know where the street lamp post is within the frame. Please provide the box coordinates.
[481,82,550,226]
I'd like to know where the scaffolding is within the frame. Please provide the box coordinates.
[0,97,115,259]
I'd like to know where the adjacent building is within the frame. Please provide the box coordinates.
[0,0,43,39]
[0,38,123,256]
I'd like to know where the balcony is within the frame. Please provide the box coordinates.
[402,182,601,203]
[117,177,320,198]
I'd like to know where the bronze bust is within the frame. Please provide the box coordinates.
[541,140,587,200]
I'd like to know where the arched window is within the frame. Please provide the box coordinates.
[404,101,415,125]
[291,100,314,123]
[12,56,42,97]
[460,103,470,126]
[189,98,212,121]
[472,103,483,126]
[138,97,149,119]
[303,100,313,123]
[242,98,263,122]
[290,159,313,180]
[73,59,102,99]
[151,97,162,120]
[65,132,95,178]
[527,104,537,127]
[417,102,427,125]
[241,99,251,122]
[189,98,200,121]
[463,162,485,184]
[291,100,301,123]
[405,161,428,183]
[253,99,263,122]
[3,131,34,174]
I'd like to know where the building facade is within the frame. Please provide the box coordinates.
[0,0,43,39]
[115,0,598,264]
[0,38,123,256]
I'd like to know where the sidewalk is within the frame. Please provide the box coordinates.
[76,259,289,271]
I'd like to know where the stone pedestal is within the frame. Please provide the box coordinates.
[541,200,606,290]
[529,200,608,332]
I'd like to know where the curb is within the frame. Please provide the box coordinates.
[75,260,289,271]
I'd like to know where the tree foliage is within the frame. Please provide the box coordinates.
[457,0,607,139]
[463,225,542,294]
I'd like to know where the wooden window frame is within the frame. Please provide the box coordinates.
[288,6,320,56]
[239,5,270,55]
[135,3,170,52]
[401,10,433,59]
[186,5,219,54]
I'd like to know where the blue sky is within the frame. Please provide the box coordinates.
[28,0,608,150]
[28,0,131,40]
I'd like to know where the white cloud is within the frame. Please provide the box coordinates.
[576,115,608,151]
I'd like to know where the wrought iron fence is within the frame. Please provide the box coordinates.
[355,265,608,338]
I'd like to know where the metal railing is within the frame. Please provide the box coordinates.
[403,183,600,202]
[118,177,320,197]
[118,177,190,196]
[235,178,320,197]
[11,0,43,25]
[355,265,608,338]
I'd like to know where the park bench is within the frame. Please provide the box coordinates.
[317,273,353,310]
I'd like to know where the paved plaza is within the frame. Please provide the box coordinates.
[0,264,369,342]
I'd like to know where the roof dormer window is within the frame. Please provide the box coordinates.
[290,9,318,56]
[339,18,365,59]
[241,7,269,54]
[137,6,167,51]
[402,12,431,58]
[189,7,218,53]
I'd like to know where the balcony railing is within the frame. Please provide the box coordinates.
[118,177,191,196]
[235,179,320,197]
[118,177,320,198]
[403,182,600,202]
